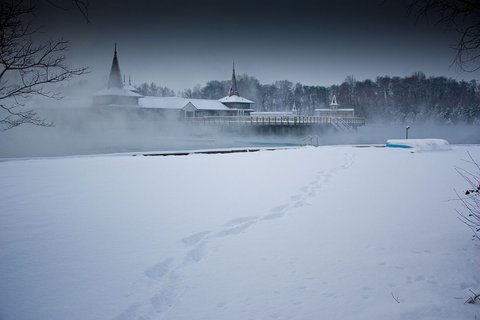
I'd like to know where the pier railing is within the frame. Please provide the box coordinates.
[191,115,365,127]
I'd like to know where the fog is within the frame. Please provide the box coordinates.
[318,121,480,147]
[1,99,479,159]
[0,99,293,158]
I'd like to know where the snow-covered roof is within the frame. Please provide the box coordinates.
[187,98,231,111]
[93,87,143,97]
[123,84,139,93]
[219,95,254,104]
[139,97,187,110]
[98,103,140,108]
[139,97,231,111]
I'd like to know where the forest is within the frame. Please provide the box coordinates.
[136,72,480,123]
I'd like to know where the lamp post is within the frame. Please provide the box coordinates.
[406,126,410,139]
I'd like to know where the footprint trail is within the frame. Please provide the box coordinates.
[113,151,355,320]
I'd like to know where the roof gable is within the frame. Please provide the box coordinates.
[219,95,254,104]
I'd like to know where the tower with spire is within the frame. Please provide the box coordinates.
[92,44,142,106]
[228,62,240,96]
[330,95,338,110]
[219,62,254,115]
[313,94,355,118]
[108,43,123,89]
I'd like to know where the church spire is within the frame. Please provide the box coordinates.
[330,95,338,109]
[228,61,239,97]
[108,43,123,89]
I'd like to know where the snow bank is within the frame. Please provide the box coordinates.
[0,145,479,320]
[386,138,451,152]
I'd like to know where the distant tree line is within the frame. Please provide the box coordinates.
[140,72,480,123]
[135,82,175,97]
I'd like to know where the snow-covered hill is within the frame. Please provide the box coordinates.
[1,145,479,320]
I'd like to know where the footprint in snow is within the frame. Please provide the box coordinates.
[186,242,207,263]
[415,275,425,282]
[113,303,142,320]
[150,272,179,313]
[145,258,174,281]
[181,231,211,246]
[262,212,285,220]
[290,194,302,201]
[212,221,255,238]
[223,216,258,227]
[293,199,308,208]
[269,203,289,213]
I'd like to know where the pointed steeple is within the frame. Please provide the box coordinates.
[330,95,338,108]
[108,43,123,89]
[228,61,239,97]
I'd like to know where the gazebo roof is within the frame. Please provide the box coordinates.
[219,94,253,104]
[93,87,143,97]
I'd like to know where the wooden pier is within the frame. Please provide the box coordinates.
[190,115,365,132]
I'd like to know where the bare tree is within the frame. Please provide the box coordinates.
[44,0,90,22]
[0,0,88,130]
[410,0,480,72]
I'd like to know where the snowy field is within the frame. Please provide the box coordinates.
[1,145,480,320]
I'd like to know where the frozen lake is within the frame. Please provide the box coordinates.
[1,145,479,319]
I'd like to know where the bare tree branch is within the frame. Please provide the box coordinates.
[409,0,480,72]
[43,0,89,22]
[0,0,89,130]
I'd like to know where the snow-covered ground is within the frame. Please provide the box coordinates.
[1,145,479,320]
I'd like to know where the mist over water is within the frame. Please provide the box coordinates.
[0,102,297,158]
[1,101,479,158]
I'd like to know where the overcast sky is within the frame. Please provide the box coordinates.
[36,0,477,92]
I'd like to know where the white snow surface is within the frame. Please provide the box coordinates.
[1,145,479,320]
[386,138,451,152]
